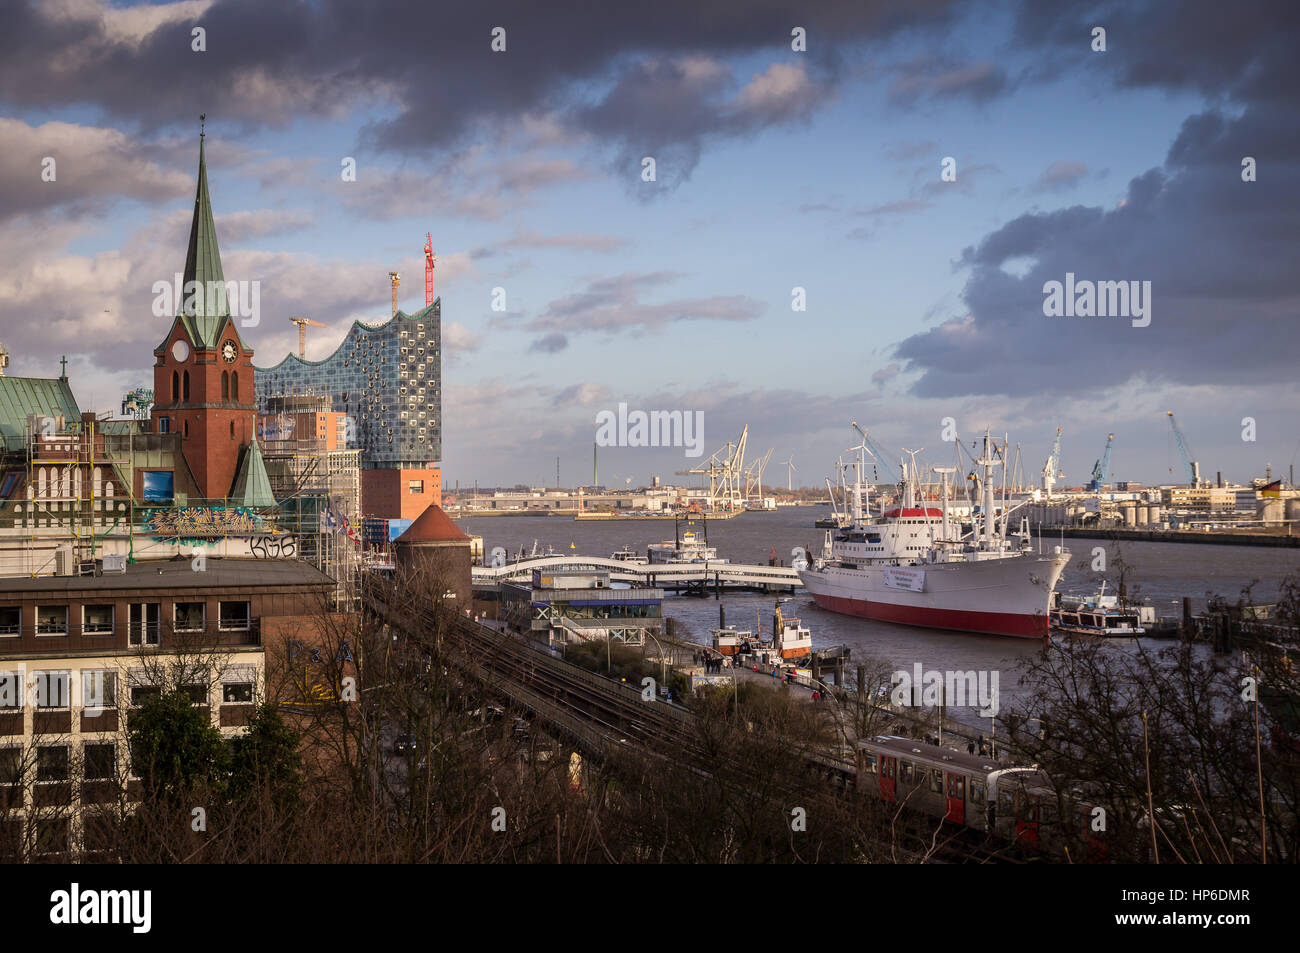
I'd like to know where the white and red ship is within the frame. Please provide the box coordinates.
[799,430,1069,639]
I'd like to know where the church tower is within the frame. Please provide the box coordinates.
[150,122,259,502]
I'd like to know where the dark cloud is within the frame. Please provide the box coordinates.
[0,0,966,166]
[894,99,1299,397]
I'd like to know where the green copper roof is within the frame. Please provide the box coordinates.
[179,134,229,348]
[0,376,81,452]
[229,438,277,508]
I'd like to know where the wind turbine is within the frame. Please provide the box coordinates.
[780,456,798,490]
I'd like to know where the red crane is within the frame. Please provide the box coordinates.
[424,232,435,307]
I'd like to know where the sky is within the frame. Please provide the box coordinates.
[1,0,1296,490]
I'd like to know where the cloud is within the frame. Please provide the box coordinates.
[501,229,627,253]
[889,57,1010,105]
[528,272,763,338]
[216,208,314,242]
[0,0,967,163]
[530,332,569,354]
[0,118,192,222]
[1031,160,1088,193]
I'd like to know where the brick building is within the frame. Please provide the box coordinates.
[0,558,334,859]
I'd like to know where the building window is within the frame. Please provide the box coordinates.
[408,480,424,494]
[183,419,190,438]
[174,602,205,632]
[36,745,68,782]
[35,672,70,709]
[0,607,18,636]
[222,682,253,704]
[35,605,68,636]
[128,603,160,646]
[182,370,190,400]
[0,673,19,710]
[83,743,115,781]
[158,417,170,434]
[231,372,239,401]
[230,421,235,439]
[82,604,114,635]
[33,817,69,856]
[82,671,117,711]
[182,683,208,706]
[171,370,179,401]
[0,746,20,785]
[130,685,160,707]
[218,601,250,631]
[222,371,229,400]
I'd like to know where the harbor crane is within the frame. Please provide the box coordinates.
[849,420,901,485]
[744,447,774,501]
[677,425,747,511]
[1166,411,1201,486]
[289,317,326,359]
[1041,427,1064,497]
[1087,433,1115,492]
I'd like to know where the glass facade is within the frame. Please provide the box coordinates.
[253,301,442,468]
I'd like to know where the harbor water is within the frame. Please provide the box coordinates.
[459,508,1300,725]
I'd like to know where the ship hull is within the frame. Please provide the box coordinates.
[799,551,1068,639]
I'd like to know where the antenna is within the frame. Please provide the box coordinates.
[388,272,400,317]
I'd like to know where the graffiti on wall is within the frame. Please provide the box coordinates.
[144,506,272,541]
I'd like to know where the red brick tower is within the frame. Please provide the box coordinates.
[150,126,257,501]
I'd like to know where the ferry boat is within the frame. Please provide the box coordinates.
[647,515,727,565]
[799,429,1069,639]
[1049,583,1153,636]
[609,546,649,565]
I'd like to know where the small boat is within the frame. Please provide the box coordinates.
[772,600,813,660]
[711,626,756,656]
[1050,582,1153,637]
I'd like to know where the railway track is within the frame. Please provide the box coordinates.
[371,599,1023,863]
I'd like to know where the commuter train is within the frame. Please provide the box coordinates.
[855,735,1108,861]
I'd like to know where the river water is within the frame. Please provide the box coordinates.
[458,508,1300,725]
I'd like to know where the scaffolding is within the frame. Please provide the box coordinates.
[259,411,362,609]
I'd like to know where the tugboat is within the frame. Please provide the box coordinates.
[772,599,813,661]
[1049,582,1154,637]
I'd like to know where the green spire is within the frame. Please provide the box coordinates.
[180,121,229,347]
[230,438,277,508]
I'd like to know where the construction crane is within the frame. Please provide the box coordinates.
[289,317,326,359]
[1041,427,1064,497]
[388,271,400,317]
[424,233,436,307]
[1166,411,1201,486]
[849,420,901,485]
[1087,433,1115,492]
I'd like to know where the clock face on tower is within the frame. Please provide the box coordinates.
[172,339,190,362]
[222,341,237,363]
